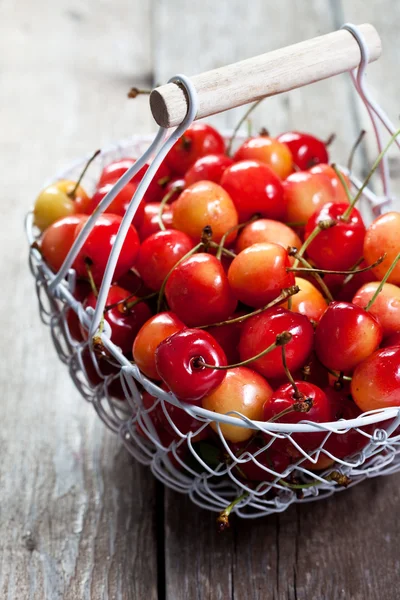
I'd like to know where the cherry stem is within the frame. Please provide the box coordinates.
[342,128,400,221]
[226,98,264,156]
[292,220,336,270]
[198,285,300,330]
[127,87,151,98]
[325,133,336,147]
[84,258,98,298]
[217,492,249,532]
[285,221,307,228]
[267,396,313,423]
[124,292,158,312]
[259,127,270,137]
[365,251,400,311]
[215,215,259,261]
[157,242,203,312]
[157,185,183,231]
[288,250,334,303]
[246,119,253,137]
[287,254,386,276]
[197,331,292,370]
[342,256,366,285]
[281,344,301,399]
[347,129,366,173]
[331,164,353,209]
[326,367,352,382]
[69,149,101,199]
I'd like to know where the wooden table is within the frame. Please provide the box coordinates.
[1,1,400,598]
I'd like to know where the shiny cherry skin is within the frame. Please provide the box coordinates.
[98,158,171,203]
[235,218,302,259]
[283,171,338,224]
[315,301,382,373]
[230,439,291,482]
[172,181,238,244]
[66,280,91,342]
[138,202,173,241]
[220,160,285,222]
[163,177,185,203]
[351,346,400,412]
[84,286,151,354]
[207,311,246,364]
[41,214,87,273]
[305,203,365,271]
[239,307,314,380]
[234,135,293,179]
[34,184,76,231]
[277,131,329,170]
[202,366,273,442]
[55,179,92,213]
[132,312,185,379]
[73,214,140,286]
[165,253,237,327]
[136,229,194,291]
[87,182,145,229]
[155,329,227,402]
[284,277,327,323]
[309,164,351,204]
[352,282,400,338]
[263,381,334,455]
[184,154,234,186]
[228,242,295,308]
[165,123,225,175]
[98,158,136,186]
[364,212,400,284]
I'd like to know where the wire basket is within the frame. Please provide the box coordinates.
[26,24,400,518]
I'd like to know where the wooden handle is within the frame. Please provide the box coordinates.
[150,23,381,128]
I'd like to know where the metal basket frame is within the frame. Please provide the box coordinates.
[26,24,400,517]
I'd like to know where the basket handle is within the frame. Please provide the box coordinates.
[150,23,381,128]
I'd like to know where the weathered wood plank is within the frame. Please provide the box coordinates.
[0,1,158,599]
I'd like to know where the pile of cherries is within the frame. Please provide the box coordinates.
[33,122,400,487]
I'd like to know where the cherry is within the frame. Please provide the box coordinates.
[235,218,302,259]
[202,366,273,442]
[283,171,337,224]
[138,202,173,241]
[207,311,246,364]
[305,203,366,271]
[98,158,171,203]
[80,346,125,400]
[41,214,87,273]
[155,329,227,402]
[277,131,329,170]
[263,381,333,455]
[239,307,314,380]
[73,214,140,286]
[382,331,400,348]
[116,268,152,298]
[163,177,185,203]
[334,260,376,302]
[66,280,91,342]
[315,301,382,372]
[284,277,327,323]
[98,158,136,186]
[352,282,400,338]
[165,253,237,327]
[220,160,285,222]
[184,154,234,186]
[136,229,194,291]
[309,164,351,204]
[171,181,238,244]
[165,123,225,175]
[364,212,400,284]
[84,285,151,354]
[228,242,295,308]
[234,135,293,179]
[230,439,291,482]
[55,179,92,213]
[87,182,145,229]
[351,346,400,412]
[132,312,185,379]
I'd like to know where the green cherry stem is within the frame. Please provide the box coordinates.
[217,492,249,531]
[331,164,353,207]
[291,219,336,271]
[69,149,101,199]
[226,98,264,156]
[197,331,292,370]
[281,344,302,399]
[157,184,183,231]
[325,367,352,382]
[197,285,300,330]
[84,258,98,298]
[287,254,386,276]
[215,215,259,261]
[347,129,366,173]
[365,251,400,311]
[157,242,204,312]
[288,249,334,303]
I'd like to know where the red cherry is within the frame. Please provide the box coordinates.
[263,381,333,455]
[305,203,365,271]
[207,311,246,364]
[155,329,227,402]
[235,218,302,259]
[351,346,400,411]
[73,214,140,285]
[98,158,171,203]
[309,164,351,204]
[84,285,151,354]
[41,214,87,273]
[228,242,295,308]
[185,154,234,186]
[352,282,400,338]
[138,202,173,241]
[165,253,237,327]
[81,346,125,400]
[164,177,185,203]
[239,307,314,380]
[364,212,400,284]
[230,440,291,482]
[87,182,145,229]
[116,268,152,298]
[132,312,185,379]
[334,260,376,302]
[220,160,285,222]
[283,171,337,224]
[382,331,400,348]
[284,277,328,323]
[315,301,382,372]
[277,131,329,170]
[136,229,194,291]
[234,136,293,179]
[98,158,136,186]
[165,123,225,175]
[66,280,91,342]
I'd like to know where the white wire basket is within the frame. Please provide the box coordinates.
[26,24,400,519]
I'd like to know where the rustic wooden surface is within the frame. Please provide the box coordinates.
[1,1,400,598]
